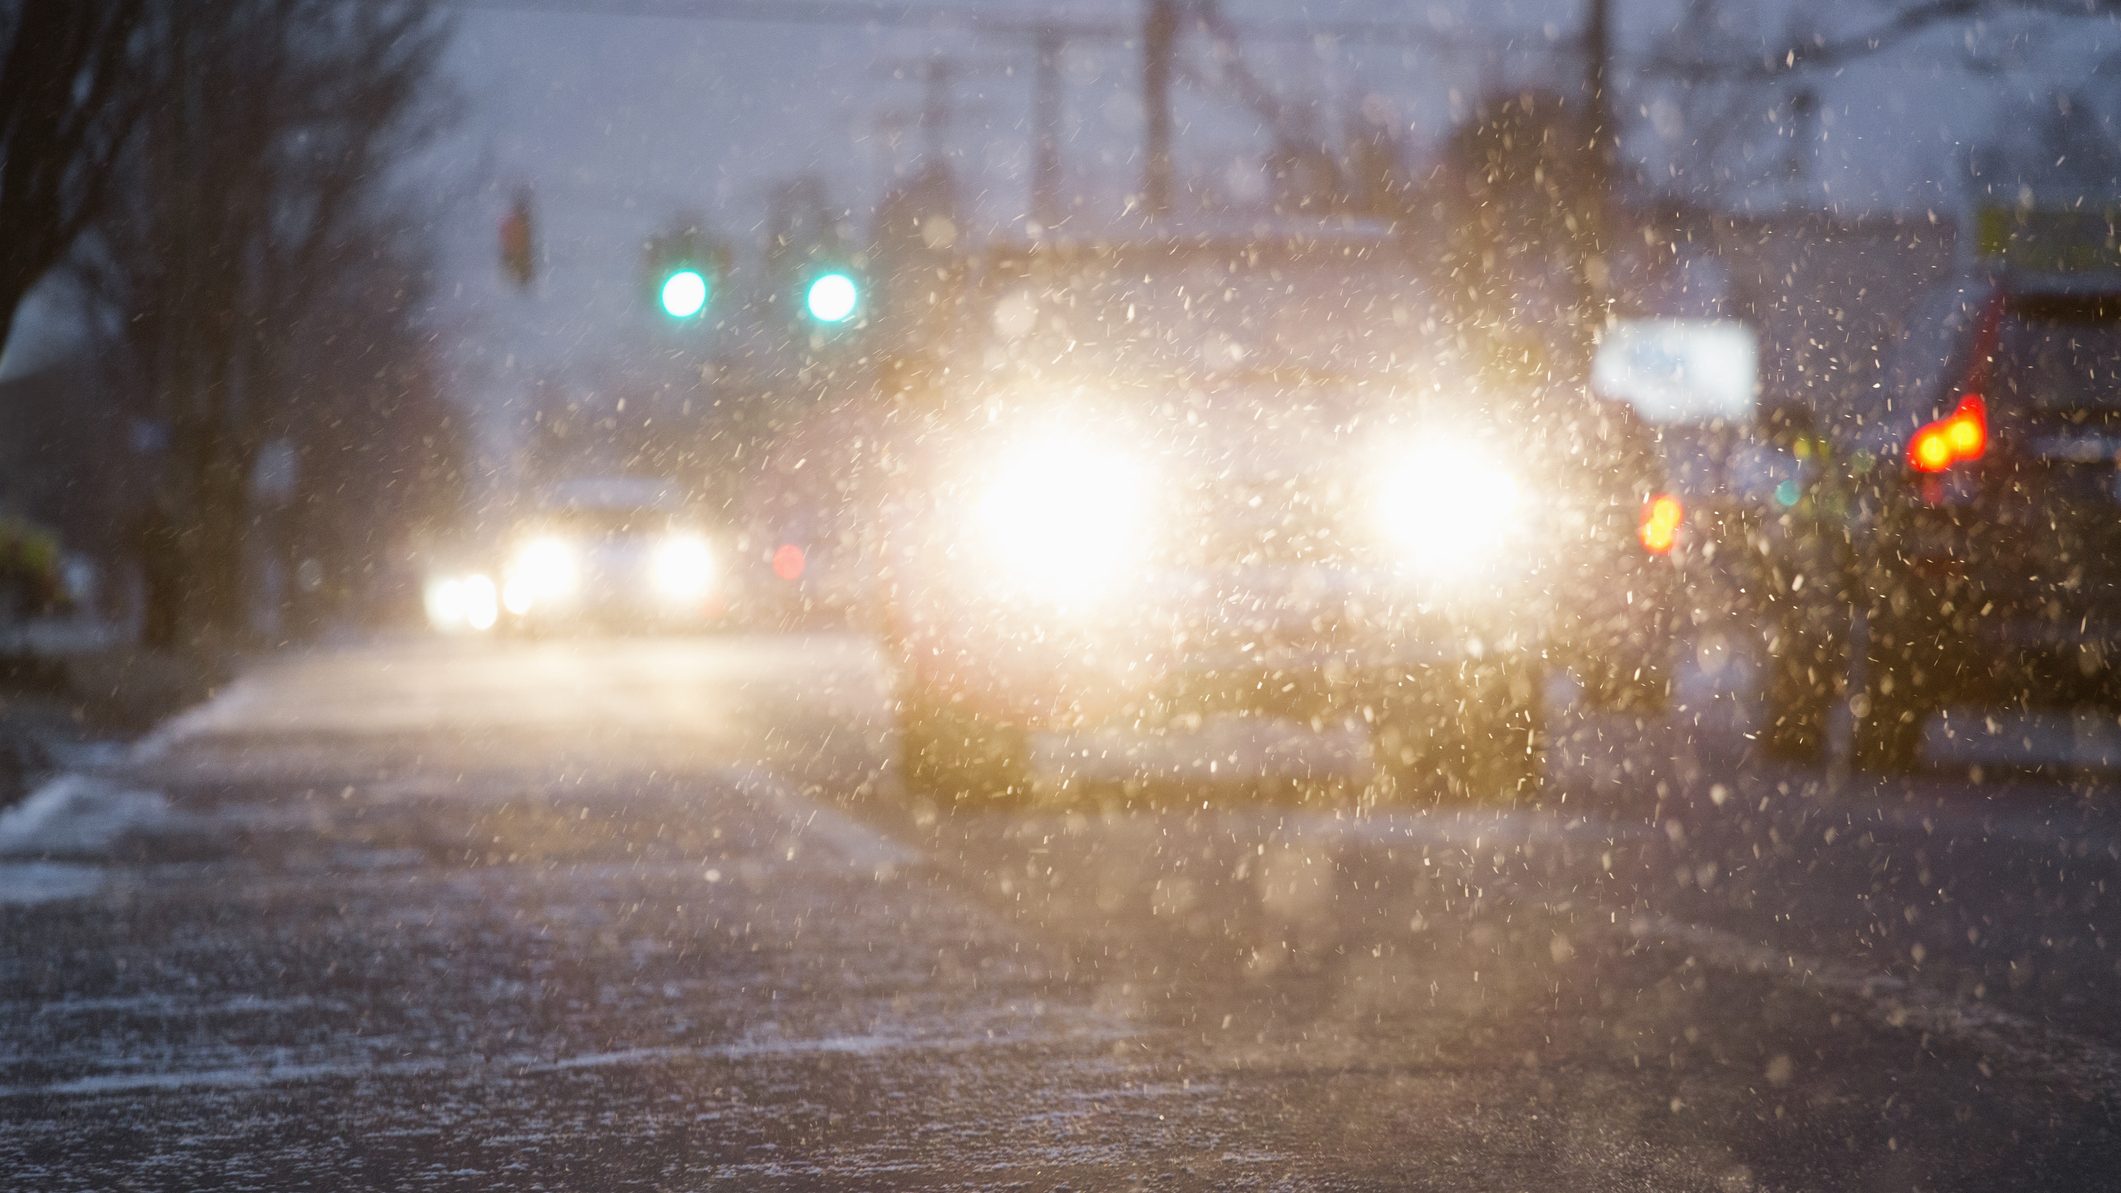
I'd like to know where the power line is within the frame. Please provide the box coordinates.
[447,0,1520,51]
[447,0,2113,77]
[451,0,1123,37]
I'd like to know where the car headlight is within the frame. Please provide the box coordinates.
[425,572,498,633]
[458,574,499,631]
[425,575,468,630]
[1374,436,1525,582]
[652,533,716,604]
[503,535,579,613]
[969,428,1157,607]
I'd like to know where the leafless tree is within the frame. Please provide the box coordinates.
[0,0,147,355]
[77,0,455,643]
[1641,0,2121,84]
[1428,90,1608,386]
[276,213,467,635]
[1628,0,2121,202]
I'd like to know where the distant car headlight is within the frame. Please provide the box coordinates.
[459,574,499,631]
[424,572,498,633]
[651,533,716,604]
[970,428,1157,607]
[503,536,579,614]
[1374,436,1525,582]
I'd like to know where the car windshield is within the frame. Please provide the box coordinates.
[10,3,2121,1189]
[535,507,680,536]
[988,243,1439,381]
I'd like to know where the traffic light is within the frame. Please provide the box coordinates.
[644,226,727,321]
[802,268,861,324]
[500,188,536,289]
[659,268,709,318]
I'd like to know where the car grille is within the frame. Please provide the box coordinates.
[1185,478,1353,567]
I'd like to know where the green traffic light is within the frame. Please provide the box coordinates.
[804,271,859,323]
[659,268,709,318]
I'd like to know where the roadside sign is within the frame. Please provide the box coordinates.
[1591,317,1759,425]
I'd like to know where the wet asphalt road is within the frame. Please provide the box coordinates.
[3,633,2120,1190]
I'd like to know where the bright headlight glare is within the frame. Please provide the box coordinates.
[971,429,1155,605]
[1375,439,1524,579]
[426,572,498,633]
[652,533,716,602]
[460,574,499,631]
[504,536,578,612]
[424,576,466,630]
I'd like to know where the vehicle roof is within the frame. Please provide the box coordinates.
[1991,269,2121,299]
[539,476,686,512]
[984,213,1407,267]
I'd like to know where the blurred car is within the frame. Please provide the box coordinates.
[729,533,868,630]
[879,225,1682,803]
[1781,271,2121,771]
[1740,400,1856,763]
[1590,316,1777,632]
[422,567,500,635]
[495,478,727,633]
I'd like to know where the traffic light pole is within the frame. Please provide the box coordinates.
[1030,25,1064,228]
[1142,0,1177,217]
[1582,0,1616,296]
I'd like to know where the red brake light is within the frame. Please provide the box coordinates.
[1639,494,1682,555]
[1909,393,1986,473]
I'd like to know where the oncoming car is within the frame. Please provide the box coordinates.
[494,479,727,633]
[879,226,1681,803]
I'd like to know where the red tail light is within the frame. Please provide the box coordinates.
[1639,494,1682,554]
[1909,393,1987,474]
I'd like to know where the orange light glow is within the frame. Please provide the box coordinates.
[1909,393,1986,473]
[1909,425,1956,473]
[772,543,806,582]
[1945,397,1986,456]
[1639,494,1683,554]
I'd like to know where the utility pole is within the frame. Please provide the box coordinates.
[1582,0,1616,279]
[916,58,955,163]
[1142,0,1177,217]
[1030,25,1064,228]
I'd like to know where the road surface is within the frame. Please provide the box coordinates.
[4,633,2119,1189]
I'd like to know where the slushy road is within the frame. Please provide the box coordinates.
[4,634,2119,1190]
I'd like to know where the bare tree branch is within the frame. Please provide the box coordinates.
[73,0,456,638]
[1639,0,2120,82]
[0,0,147,353]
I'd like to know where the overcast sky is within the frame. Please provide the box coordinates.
[427,2,2120,444]
[8,1,2119,454]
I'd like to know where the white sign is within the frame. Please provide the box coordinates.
[1592,318,1758,425]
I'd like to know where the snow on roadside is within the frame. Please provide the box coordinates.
[129,671,269,761]
[0,772,169,906]
[0,861,106,906]
[0,773,167,857]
